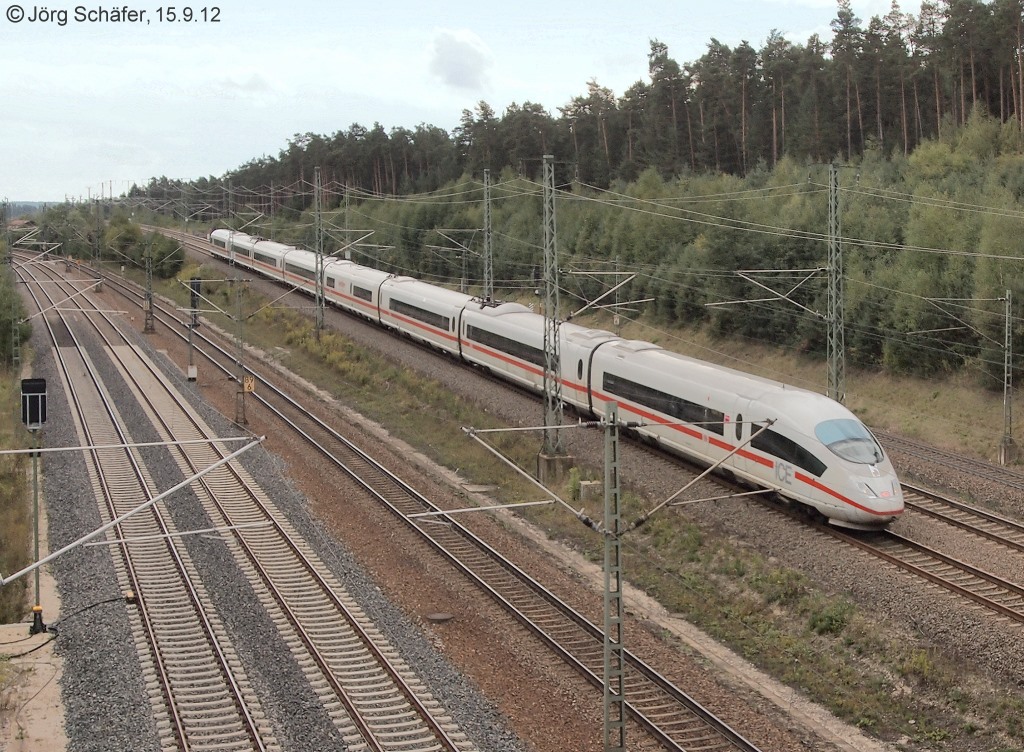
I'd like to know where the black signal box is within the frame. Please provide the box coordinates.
[21,378,47,428]
[189,278,201,327]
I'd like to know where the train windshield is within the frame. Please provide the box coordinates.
[814,419,884,464]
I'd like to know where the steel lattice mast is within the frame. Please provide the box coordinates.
[827,163,846,403]
[314,166,325,340]
[603,402,626,752]
[1001,290,1016,464]
[483,168,493,303]
[542,155,563,454]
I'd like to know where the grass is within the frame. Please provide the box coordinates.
[141,270,1024,749]
[0,374,30,624]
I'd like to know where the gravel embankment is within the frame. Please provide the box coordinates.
[44,262,1024,752]
[35,296,525,752]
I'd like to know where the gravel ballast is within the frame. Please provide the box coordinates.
[32,283,525,752]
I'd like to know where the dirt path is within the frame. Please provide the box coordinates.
[0,477,66,752]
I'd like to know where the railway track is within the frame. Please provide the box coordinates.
[18,255,475,752]
[826,526,1024,624]
[876,430,1024,492]
[115,236,765,750]
[901,484,1024,553]
[624,432,1024,629]
[18,258,273,752]
[613,406,1024,629]
[104,230,1024,742]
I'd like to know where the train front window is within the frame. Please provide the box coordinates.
[751,428,826,477]
[814,419,883,464]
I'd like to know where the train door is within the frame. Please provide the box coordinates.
[729,398,755,479]
[559,335,590,411]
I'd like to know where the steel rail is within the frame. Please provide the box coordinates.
[94,325,468,752]
[90,253,761,752]
[17,257,268,752]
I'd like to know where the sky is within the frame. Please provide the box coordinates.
[1,0,894,203]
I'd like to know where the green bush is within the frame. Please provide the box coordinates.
[808,599,854,636]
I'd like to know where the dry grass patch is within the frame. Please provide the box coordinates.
[0,374,30,623]
[155,279,1023,748]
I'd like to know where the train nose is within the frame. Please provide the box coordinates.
[858,477,904,513]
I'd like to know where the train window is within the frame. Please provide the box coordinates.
[751,428,827,477]
[352,286,373,302]
[326,276,336,289]
[285,262,316,280]
[814,419,884,464]
[602,372,724,435]
[702,407,724,436]
[390,299,450,331]
[735,413,742,441]
[577,360,583,380]
[466,325,545,367]
[254,251,277,266]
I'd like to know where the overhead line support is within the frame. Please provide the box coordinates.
[483,168,493,302]
[827,163,846,403]
[542,155,563,456]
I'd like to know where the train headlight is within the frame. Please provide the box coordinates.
[860,481,896,499]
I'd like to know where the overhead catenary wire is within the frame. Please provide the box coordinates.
[122,161,1023,382]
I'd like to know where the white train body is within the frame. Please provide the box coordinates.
[587,342,902,528]
[332,264,394,322]
[378,277,472,353]
[207,228,903,529]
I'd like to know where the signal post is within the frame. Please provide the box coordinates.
[20,378,47,635]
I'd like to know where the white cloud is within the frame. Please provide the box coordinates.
[428,28,494,92]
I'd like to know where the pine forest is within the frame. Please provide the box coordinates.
[31,0,1024,387]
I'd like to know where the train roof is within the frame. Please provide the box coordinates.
[465,304,620,345]
[384,276,476,306]
[212,230,309,257]
[273,247,345,267]
[339,264,393,283]
[598,339,844,419]
[261,241,297,254]
[469,301,531,314]
[562,324,620,345]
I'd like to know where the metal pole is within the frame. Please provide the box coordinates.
[93,198,101,269]
[344,184,351,260]
[542,155,563,455]
[1008,290,1013,441]
[314,166,325,341]
[603,402,625,752]
[483,169,493,302]
[30,428,45,634]
[235,279,247,425]
[827,164,845,403]
[188,276,200,382]
[143,251,155,333]
[269,181,276,235]
[3,200,10,266]
[187,313,196,382]
[1001,290,1016,464]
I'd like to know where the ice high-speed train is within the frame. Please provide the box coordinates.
[208,228,904,529]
